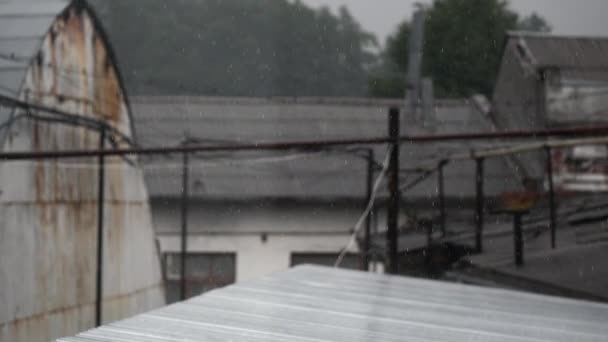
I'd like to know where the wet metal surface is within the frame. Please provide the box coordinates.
[60,265,608,342]
[0,1,164,342]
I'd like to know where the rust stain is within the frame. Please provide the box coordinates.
[3,5,162,342]
[93,34,122,125]
[0,282,163,330]
[64,9,85,63]
[49,26,57,97]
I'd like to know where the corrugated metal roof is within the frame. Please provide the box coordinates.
[132,96,521,200]
[58,265,608,342]
[509,31,608,71]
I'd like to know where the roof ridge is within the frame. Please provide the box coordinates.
[508,30,608,41]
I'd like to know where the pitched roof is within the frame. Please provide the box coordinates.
[59,265,608,342]
[131,96,521,200]
[508,31,608,72]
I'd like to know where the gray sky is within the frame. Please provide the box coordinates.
[301,0,608,44]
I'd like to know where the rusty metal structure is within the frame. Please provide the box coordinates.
[0,1,165,341]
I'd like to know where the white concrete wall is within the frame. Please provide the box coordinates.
[151,200,363,281]
[158,233,359,281]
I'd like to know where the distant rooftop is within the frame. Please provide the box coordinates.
[131,96,521,201]
[507,31,608,71]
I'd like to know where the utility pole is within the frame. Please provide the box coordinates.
[387,107,401,274]
[405,7,426,121]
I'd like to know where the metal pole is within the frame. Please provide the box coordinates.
[387,107,400,274]
[95,127,106,327]
[475,158,485,253]
[438,160,446,237]
[425,220,433,266]
[180,151,190,300]
[363,149,374,271]
[545,146,557,249]
[371,206,378,272]
[514,212,524,266]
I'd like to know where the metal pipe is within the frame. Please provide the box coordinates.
[363,149,374,271]
[180,151,190,301]
[3,125,608,161]
[95,127,106,327]
[438,160,447,237]
[387,107,400,275]
[406,126,608,142]
[453,136,608,160]
[400,167,438,193]
[475,158,485,253]
[514,212,524,266]
[545,146,557,249]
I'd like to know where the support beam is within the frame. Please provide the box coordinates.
[545,146,557,249]
[475,158,485,253]
[95,127,106,327]
[438,160,447,237]
[180,151,190,301]
[514,212,525,266]
[387,107,400,274]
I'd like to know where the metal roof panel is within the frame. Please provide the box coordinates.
[57,265,608,342]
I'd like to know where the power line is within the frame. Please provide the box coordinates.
[5,150,330,170]
[0,93,136,147]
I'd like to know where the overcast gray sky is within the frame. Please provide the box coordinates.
[301,0,608,44]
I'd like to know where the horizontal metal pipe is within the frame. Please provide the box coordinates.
[1,125,608,161]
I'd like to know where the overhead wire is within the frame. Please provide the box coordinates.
[0,93,136,147]
[334,146,392,268]
[6,150,330,170]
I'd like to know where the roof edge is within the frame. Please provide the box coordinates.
[129,95,471,108]
[507,30,608,41]
[74,0,138,143]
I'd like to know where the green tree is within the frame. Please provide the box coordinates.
[91,0,377,97]
[370,0,550,98]
[518,12,552,32]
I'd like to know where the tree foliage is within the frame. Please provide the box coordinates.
[518,12,552,33]
[370,0,551,98]
[91,0,377,96]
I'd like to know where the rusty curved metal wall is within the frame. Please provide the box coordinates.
[0,3,165,342]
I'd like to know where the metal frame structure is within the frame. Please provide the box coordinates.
[2,98,608,298]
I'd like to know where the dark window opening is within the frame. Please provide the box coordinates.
[163,252,236,304]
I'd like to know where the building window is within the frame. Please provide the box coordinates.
[163,253,236,303]
[290,253,362,270]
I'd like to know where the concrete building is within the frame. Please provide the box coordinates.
[130,96,521,301]
[0,1,164,341]
[492,32,608,191]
